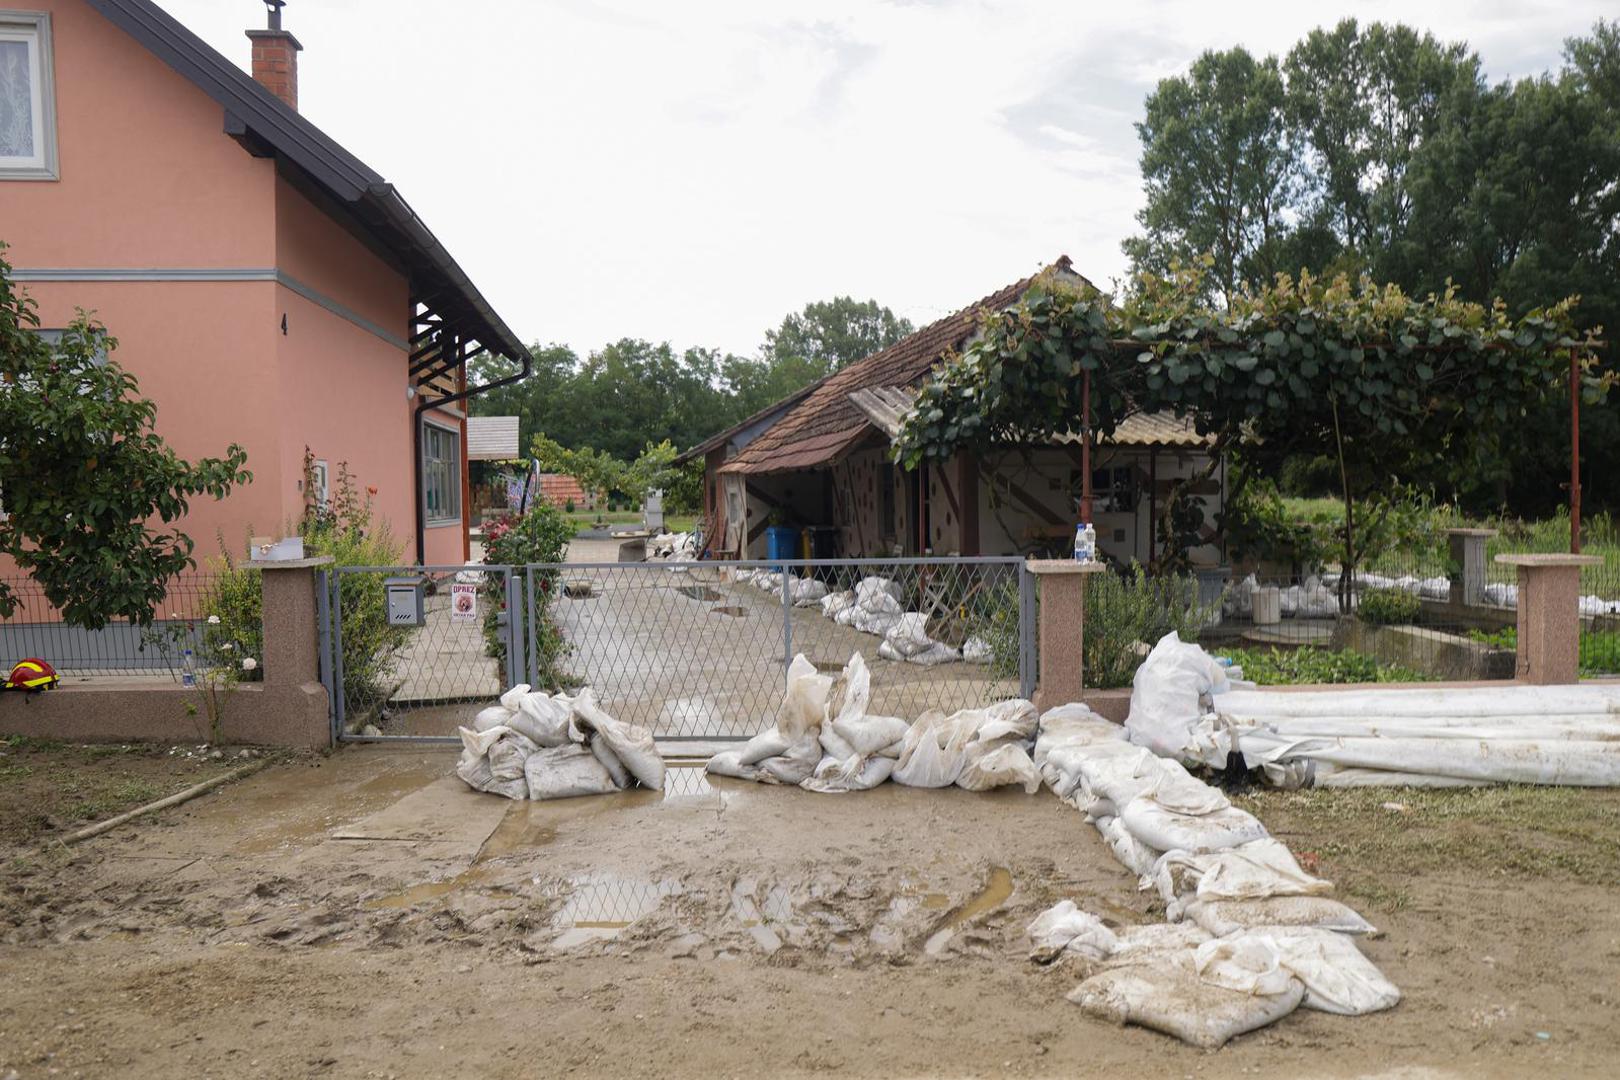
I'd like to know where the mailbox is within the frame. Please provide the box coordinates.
[384,576,426,627]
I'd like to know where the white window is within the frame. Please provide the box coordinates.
[0,12,58,180]
[423,423,461,525]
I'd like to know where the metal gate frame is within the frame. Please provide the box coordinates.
[322,556,1034,744]
[325,564,522,743]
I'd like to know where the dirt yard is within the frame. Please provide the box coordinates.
[2,745,1618,1078]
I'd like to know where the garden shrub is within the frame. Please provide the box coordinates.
[482,501,574,687]
[1224,645,1431,685]
[1356,588,1421,626]
[1085,565,1214,689]
[203,454,410,722]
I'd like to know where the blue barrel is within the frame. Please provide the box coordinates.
[765,525,801,564]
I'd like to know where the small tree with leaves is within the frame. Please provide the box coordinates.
[0,247,251,628]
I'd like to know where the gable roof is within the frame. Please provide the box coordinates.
[718,257,1083,475]
[86,0,528,365]
[851,384,1214,449]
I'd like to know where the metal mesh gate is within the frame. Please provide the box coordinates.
[326,557,1032,743]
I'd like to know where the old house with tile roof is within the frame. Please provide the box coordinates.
[681,257,1225,565]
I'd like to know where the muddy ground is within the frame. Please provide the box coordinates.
[2,746,1618,1078]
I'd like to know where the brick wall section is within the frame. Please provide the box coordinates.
[245,29,302,111]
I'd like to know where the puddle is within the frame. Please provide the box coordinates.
[924,867,1014,955]
[710,605,749,618]
[663,765,717,799]
[362,865,497,911]
[676,585,724,602]
[541,873,683,947]
[233,767,442,855]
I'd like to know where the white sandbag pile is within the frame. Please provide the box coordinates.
[455,683,665,801]
[1223,573,1343,619]
[706,652,1041,794]
[1029,700,1397,1046]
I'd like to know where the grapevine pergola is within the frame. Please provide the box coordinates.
[895,263,1607,583]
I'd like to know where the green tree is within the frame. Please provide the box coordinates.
[0,249,251,628]
[761,296,914,379]
[1124,47,1302,303]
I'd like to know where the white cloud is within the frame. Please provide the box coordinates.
[155,0,1611,355]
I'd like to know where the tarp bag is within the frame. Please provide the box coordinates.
[892,709,979,788]
[1151,838,1333,906]
[513,690,574,747]
[455,725,529,800]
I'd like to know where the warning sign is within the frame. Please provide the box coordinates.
[450,582,478,622]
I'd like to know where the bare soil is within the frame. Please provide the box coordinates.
[2,746,1617,1078]
[0,736,258,846]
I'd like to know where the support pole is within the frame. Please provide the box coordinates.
[1570,346,1582,554]
[1080,368,1094,524]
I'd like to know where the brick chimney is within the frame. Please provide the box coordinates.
[246,1,301,111]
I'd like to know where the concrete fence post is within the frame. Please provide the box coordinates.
[1447,528,1497,607]
[1026,559,1106,711]
[1495,553,1601,685]
[257,556,335,746]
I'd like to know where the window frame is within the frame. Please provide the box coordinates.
[0,11,59,181]
[422,420,462,528]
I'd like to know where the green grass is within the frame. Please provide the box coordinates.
[1236,785,1620,910]
[1278,499,1620,597]
[1467,626,1620,677]
[558,512,697,536]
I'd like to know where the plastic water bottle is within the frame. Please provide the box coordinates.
[1073,522,1096,563]
[181,649,196,688]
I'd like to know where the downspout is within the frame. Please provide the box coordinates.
[413,339,532,564]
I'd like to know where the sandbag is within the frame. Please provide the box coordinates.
[1027,900,1118,963]
[906,641,961,666]
[455,725,529,799]
[524,744,621,800]
[735,728,793,767]
[1119,798,1267,855]
[855,577,903,611]
[1094,814,1163,877]
[1197,929,1399,1016]
[1184,895,1376,937]
[513,690,573,747]
[487,730,539,782]
[883,613,934,658]
[472,705,516,732]
[801,754,896,794]
[962,636,993,664]
[1067,948,1304,1049]
[958,743,1041,793]
[1125,631,1229,757]
[832,713,910,758]
[892,709,978,788]
[704,749,761,781]
[572,689,665,790]
[1151,838,1333,907]
[759,732,823,785]
[821,590,855,617]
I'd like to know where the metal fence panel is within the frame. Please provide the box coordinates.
[328,557,1029,742]
[0,573,234,679]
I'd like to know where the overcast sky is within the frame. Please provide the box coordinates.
[162,0,1611,359]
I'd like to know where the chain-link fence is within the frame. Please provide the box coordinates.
[328,565,517,738]
[331,558,1032,742]
[0,573,236,680]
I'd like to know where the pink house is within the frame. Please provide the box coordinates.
[0,0,530,570]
